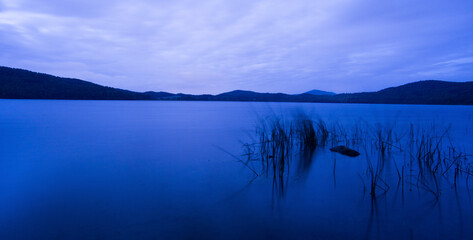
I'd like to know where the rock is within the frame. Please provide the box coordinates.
[330,146,360,157]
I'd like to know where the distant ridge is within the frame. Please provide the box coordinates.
[1,66,473,105]
[142,81,473,105]
[303,89,335,96]
[333,80,473,105]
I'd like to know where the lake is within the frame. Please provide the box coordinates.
[1,100,473,239]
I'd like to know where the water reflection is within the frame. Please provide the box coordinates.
[238,114,473,239]
[2,101,473,239]
[296,147,316,180]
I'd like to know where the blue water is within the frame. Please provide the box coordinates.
[1,100,473,239]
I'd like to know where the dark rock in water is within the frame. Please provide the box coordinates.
[330,146,360,157]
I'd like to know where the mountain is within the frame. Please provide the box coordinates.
[303,89,335,96]
[143,91,176,99]
[215,90,296,102]
[1,66,473,105]
[144,91,214,100]
[144,90,326,102]
[332,80,473,105]
[0,66,151,100]
[140,81,473,105]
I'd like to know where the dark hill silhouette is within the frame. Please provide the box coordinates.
[303,89,335,95]
[0,66,151,100]
[333,80,473,105]
[215,90,296,101]
[132,81,473,105]
[1,66,473,105]
[143,91,176,99]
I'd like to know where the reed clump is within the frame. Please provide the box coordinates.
[240,114,472,199]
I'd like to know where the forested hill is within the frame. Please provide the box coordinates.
[1,66,473,105]
[0,66,151,100]
[145,81,473,105]
[333,80,473,105]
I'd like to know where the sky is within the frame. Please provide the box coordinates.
[0,0,473,94]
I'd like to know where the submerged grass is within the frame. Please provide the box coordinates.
[240,113,473,199]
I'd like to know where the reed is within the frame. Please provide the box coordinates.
[240,113,472,199]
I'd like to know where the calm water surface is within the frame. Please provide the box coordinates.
[1,100,473,239]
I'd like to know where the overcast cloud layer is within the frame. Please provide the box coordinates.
[1,0,473,94]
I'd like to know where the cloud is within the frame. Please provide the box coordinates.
[0,0,473,94]
[437,57,473,66]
